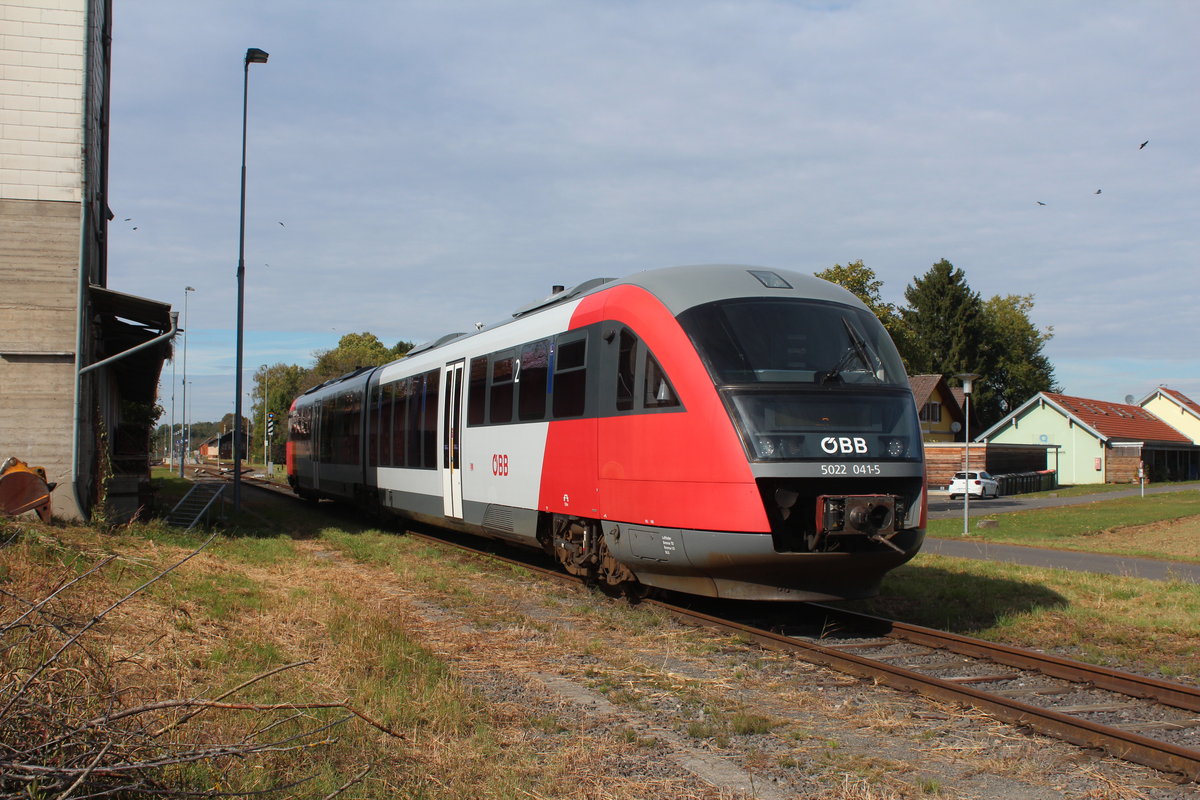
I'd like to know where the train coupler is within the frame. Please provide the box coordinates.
[816,495,903,551]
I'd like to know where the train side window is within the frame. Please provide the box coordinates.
[378,382,393,466]
[643,352,680,409]
[398,381,412,470]
[490,353,514,424]
[319,396,336,461]
[553,334,587,418]
[422,368,440,469]
[518,339,549,420]
[337,389,361,465]
[367,382,381,467]
[407,376,423,467]
[467,356,487,426]
[616,329,637,411]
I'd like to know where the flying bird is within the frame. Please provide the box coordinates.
[1139,140,1149,149]
[1036,201,1046,205]
[1094,189,1102,195]
[278,221,286,227]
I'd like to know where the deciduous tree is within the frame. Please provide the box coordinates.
[981,293,1058,417]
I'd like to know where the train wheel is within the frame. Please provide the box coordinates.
[550,515,641,594]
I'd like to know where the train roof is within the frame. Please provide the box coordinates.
[621,264,864,316]
[401,264,864,358]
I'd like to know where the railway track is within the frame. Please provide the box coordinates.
[190,467,1200,782]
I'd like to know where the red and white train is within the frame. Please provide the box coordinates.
[287,265,926,600]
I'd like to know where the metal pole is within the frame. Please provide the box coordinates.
[180,287,193,478]
[234,48,268,513]
[954,372,979,537]
[260,365,268,474]
[963,391,970,536]
[169,352,176,470]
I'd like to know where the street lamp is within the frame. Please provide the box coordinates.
[955,372,980,536]
[234,46,268,513]
[180,286,194,478]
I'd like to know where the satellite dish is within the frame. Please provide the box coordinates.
[1124,395,1135,404]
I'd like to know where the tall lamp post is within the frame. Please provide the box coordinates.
[259,364,268,471]
[179,286,194,478]
[955,372,979,536]
[234,47,269,513]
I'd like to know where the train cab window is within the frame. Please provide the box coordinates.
[490,354,514,424]
[467,357,487,426]
[616,329,637,411]
[552,334,587,418]
[643,352,680,409]
[518,339,549,420]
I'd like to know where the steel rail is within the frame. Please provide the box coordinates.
[649,600,1200,782]
[190,471,1200,781]
[806,603,1200,713]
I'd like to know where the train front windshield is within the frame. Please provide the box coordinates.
[679,298,921,462]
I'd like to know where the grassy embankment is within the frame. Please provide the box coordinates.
[927,489,1200,562]
[3,472,1198,796]
[3,474,746,799]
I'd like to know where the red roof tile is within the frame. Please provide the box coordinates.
[1044,392,1192,444]
[908,375,941,405]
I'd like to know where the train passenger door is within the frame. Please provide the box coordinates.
[441,360,465,519]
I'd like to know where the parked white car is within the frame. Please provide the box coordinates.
[948,471,1000,499]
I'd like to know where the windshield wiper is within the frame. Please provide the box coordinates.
[819,319,882,384]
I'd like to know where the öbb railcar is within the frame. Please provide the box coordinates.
[287,265,926,600]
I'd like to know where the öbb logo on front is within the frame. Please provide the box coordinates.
[821,436,868,455]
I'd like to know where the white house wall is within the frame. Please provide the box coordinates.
[987,401,1106,485]
[1142,395,1200,445]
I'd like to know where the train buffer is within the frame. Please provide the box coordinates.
[0,457,56,523]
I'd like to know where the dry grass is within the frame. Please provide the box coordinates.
[0,524,395,799]
[1074,514,1200,561]
[4,491,1183,799]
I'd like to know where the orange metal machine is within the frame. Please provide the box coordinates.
[0,457,56,523]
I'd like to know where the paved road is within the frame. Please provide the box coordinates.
[923,481,1200,583]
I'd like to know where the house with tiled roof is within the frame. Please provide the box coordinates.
[908,375,964,442]
[1139,387,1200,446]
[977,392,1200,484]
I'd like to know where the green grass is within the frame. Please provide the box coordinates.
[929,490,1200,560]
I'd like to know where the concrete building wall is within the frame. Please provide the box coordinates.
[1,0,88,518]
[0,0,86,203]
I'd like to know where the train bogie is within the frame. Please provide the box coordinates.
[288,265,927,601]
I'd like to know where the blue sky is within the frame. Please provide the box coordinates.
[105,1,1200,425]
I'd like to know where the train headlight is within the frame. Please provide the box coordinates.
[883,437,908,458]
